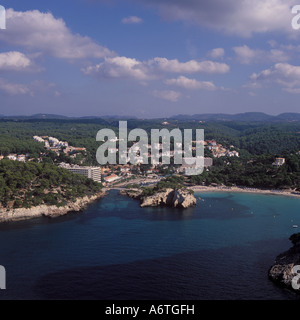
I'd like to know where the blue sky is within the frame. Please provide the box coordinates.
[0,0,300,118]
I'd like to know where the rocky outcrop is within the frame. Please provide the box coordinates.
[119,188,143,199]
[140,188,197,208]
[171,188,197,209]
[139,189,174,208]
[268,238,300,293]
[121,188,197,209]
[0,191,106,223]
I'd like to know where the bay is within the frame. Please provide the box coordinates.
[0,190,299,300]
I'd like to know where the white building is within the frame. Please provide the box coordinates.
[49,137,59,145]
[59,163,101,183]
[272,158,285,167]
[33,136,45,143]
[104,174,121,183]
[7,154,17,161]
[17,155,26,162]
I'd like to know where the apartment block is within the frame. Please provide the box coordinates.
[59,163,101,183]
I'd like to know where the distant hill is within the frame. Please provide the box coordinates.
[275,113,300,121]
[0,113,71,120]
[0,113,138,121]
[1,112,300,122]
[100,115,138,120]
[169,112,300,122]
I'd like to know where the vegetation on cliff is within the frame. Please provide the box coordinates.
[0,159,102,209]
[141,176,188,197]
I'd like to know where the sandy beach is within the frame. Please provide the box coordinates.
[190,185,300,198]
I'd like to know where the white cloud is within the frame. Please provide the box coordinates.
[121,16,143,24]
[0,77,61,96]
[0,78,30,95]
[82,56,230,81]
[153,89,181,102]
[0,51,33,71]
[269,49,290,62]
[207,48,225,59]
[149,57,230,74]
[233,46,257,64]
[233,45,290,64]
[165,76,216,90]
[283,87,300,94]
[82,56,150,80]
[136,0,296,37]
[249,63,300,92]
[0,9,114,60]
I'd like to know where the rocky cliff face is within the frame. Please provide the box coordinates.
[172,188,197,209]
[268,244,300,293]
[140,188,197,208]
[0,191,106,223]
[121,188,197,209]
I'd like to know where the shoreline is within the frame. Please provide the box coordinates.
[190,185,300,198]
[0,190,107,223]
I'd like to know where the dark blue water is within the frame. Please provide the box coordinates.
[0,190,299,300]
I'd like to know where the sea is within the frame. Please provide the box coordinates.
[0,189,299,300]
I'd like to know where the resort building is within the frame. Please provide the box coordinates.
[33,136,45,143]
[272,158,286,167]
[59,163,101,183]
[103,174,121,183]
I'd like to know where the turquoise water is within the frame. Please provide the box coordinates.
[0,190,299,300]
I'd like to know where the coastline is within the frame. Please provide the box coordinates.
[0,190,107,223]
[190,185,300,198]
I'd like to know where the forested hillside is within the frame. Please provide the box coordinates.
[189,154,300,191]
[0,159,102,209]
[0,119,300,161]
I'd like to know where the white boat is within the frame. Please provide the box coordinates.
[292,225,298,228]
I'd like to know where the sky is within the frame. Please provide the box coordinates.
[0,0,300,118]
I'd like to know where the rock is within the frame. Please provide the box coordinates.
[0,191,106,223]
[140,188,196,209]
[268,242,300,292]
[119,188,143,199]
[172,188,197,209]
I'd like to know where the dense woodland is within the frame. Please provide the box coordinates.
[189,153,300,191]
[0,159,102,209]
[1,119,300,161]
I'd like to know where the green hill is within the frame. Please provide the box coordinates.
[0,159,102,209]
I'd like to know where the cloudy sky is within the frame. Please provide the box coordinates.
[0,0,300,117]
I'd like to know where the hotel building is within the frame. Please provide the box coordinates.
[59,163,101,183]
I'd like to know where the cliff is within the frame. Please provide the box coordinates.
[0,191,106,223]
[121,188,197,209]
[268,235,300,293]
